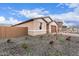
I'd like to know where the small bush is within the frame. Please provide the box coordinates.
[6,39,11,43]
[76,41,79,43]
[58,36,65,44]
[49,41,54,45]
[39,35,43,40]
[48,50,64,56]
[66,36,71,41]
[54,34,57,36]
[21,43,28,49]
[25,37,28,40]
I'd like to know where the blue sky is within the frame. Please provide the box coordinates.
[0,3,79,27]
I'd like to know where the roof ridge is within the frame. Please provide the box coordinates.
[11,16,52,27]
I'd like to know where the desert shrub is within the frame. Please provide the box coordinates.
[25,37,28,40]
[21,43,32,55]
[48,50,64,56]
[25,35,33,40]
[40,35,43,40]
[66,36,71,41]
[49,41,54,45]
[54,34,57,36]
[25,48,32,56]
[21,43,28,49]
[59,38,64,43]
[58,36,65,43]
[76,41,79,43]
[6,39,11,43]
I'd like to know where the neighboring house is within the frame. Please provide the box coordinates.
[55,21,63,32]
[66,27,79,33]
[62,25,68,32]
[12,16,59,36]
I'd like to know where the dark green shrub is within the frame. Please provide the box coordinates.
[48,50,64,56]
[21,43,28,49]
[7,39,11,43]
[40,35,43,40]
[58,36,65,44]
[66,36,71,41]
[25,37,28,40]
[49,41,54,45]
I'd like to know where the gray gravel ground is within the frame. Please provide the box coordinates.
[0,34,79,56]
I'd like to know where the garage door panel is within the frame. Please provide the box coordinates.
[51,25,56,33]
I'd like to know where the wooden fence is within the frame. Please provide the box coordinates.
[0,26,28,38]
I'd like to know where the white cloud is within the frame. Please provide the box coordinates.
[19,8,49,18]
[57,3,79,8]
[0,16,22,25]
[50,12,79,21]
[0,16,6,22]
[49,3,79,26]
[49,11,79,26]
[56,3,64,7]
[17,5,79,26]
[65,3,79,8]
[7,17,22,25]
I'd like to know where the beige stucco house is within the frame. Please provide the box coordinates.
[12,16,59,36]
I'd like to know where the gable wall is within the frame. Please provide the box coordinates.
[32,18,47,35]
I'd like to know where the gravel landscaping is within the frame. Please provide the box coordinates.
[0,34,79,56]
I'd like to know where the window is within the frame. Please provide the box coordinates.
[39,22,42,30]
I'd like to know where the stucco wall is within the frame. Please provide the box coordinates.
[32,18,47,36]
[15,19,47,36]
[14,18,58,36]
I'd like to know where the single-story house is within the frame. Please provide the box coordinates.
[12,16,59,36]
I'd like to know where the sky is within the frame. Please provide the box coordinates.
[0,3,79,27]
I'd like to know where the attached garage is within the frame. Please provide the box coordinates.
[49,21,58,33]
